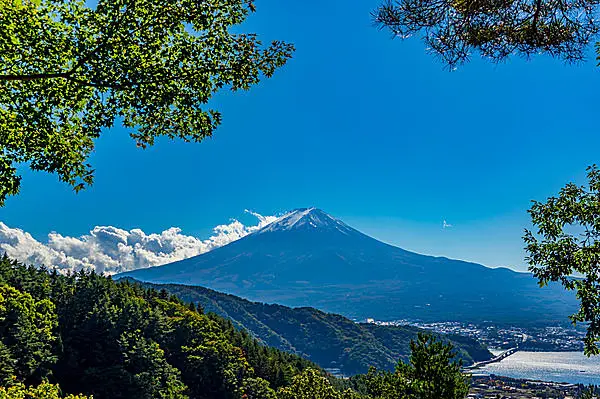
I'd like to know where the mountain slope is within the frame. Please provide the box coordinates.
[118,208,578,324]
[130,280,493,375]
[0,256,319,399]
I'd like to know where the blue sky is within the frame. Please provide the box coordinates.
[2,0,600,271]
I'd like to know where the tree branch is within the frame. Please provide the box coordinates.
[0,72,70,81]
[532,0,543,29]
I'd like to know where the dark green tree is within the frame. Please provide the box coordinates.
[0,284,58,385]
[241,377,277,399]
[350,334,468,399]
[0,381,90,399]
[579,386,599,398]
[374,0,600,68]
[0,0,293,205]
[359,367,406,399]
[524,165,600,355]
[0,342,15,386]
[276,369,342,399]
[400,334,469,399]
[118,330,188,399]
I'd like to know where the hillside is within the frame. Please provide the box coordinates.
[118,208,578,325]
[0,255,480,399]
[0,256,318,399]
[134,280,493,375]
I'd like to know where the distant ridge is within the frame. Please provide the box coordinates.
[128,279,493,375]
[117,208,578,324]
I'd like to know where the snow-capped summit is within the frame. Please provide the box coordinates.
[256,208,355,235]
[118,207,577,326]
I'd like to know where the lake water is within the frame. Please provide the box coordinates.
[477,351,600,385]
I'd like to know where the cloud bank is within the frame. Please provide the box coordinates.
[0,211,277,275]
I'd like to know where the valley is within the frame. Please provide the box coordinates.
[116,208,598,392]
[130,279,493,375]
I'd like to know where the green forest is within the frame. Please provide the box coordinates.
[3,0,600,396]
[0,255,469,399]
[140,281,491,375]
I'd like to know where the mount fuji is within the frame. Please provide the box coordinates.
[117,208,577,324]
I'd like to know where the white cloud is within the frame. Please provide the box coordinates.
[0,211,277,275]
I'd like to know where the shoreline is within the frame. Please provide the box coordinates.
[470,350,600,386]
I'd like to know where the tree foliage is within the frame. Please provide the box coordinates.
[145,281,492,376]
[580,386,600,399]
[401,334,469,399]
[0,284,57,385]
[0,255,311,398]
[374,0,600,68]
[276,369,370,399]
[0,255,472,399]
[0,0,294,205]
[0,381,90,399]
[117,330,188,399]
[349,334,469,399]
[277,369,342,399]
[525,165,600,355]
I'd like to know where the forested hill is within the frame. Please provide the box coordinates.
[132,280,493,375]
[0,256,318,398]
[0,255,481,399]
